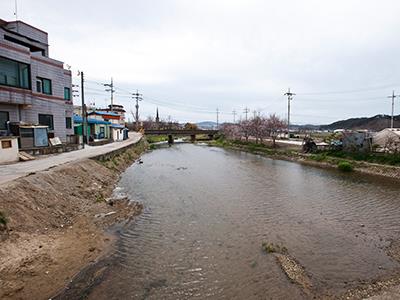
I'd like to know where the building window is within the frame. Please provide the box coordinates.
[38,114,54,130]
[66,117,72,129]
[64,87,71,100]
[0,56,30,89]
[1,140,12,149]
[36,77,52,95]
[0,111,9,130]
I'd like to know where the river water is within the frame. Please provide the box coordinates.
[88,144,400,299]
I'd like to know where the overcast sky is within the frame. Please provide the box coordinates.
[1,0,400,124]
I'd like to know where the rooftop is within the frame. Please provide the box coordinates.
[87,111,120,117]
[73,115,111,125]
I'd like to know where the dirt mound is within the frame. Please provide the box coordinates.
[0,140,147,300]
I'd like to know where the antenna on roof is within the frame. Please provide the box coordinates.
[14,0,18,21]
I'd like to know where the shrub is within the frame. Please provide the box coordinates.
[338,161,353,172]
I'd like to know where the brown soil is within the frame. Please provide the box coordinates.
[0,140,147,300]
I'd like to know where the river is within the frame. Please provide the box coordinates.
[85,144,400,299]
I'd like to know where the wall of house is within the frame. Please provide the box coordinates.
[0,103,19,123]
[0,22,73,142]
[5,21,48,46]
[0,137,18,163]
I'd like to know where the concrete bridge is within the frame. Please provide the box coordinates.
[144,129,219,143]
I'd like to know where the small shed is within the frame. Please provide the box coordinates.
[73,115,111,140]
[342,131,372,152]
[111,124,125,141]
[0,136,19,164]
[19,125,49,149]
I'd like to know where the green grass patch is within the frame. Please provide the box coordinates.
[323,150,400,166]
[309,153,327,162]
[146,135,168,143]
[337,161,354,172]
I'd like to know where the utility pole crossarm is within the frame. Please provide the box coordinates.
[132,90,143,131]
[243,107,250,121]
[103,77,115,111]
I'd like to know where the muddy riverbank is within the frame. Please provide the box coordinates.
[207,140,400,182]
[0,139,147,300]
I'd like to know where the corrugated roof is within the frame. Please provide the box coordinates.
[110,124,125,129]
[87,111,120,117]
[73,115,111,125]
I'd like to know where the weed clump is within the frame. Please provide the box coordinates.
[0,211,7,230]
[262,241,288,254]
[95,194,105,203]
[337,161,353,172]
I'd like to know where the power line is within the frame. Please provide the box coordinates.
[297,83,397,96]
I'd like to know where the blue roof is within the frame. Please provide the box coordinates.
[110,124,125,129]
[73,115,111,125]
[88,111,120,117]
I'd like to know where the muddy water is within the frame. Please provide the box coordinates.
[89,144,400,299]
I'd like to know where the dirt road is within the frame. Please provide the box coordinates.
[0,132,142,186]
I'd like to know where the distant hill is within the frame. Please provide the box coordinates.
[292,124,321,131]
[196,121,217,129]
[320,114,400,131]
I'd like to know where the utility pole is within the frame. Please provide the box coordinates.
[387,90,399,129]
[284,88,295,138]
[232,110,237,123]
[78,71,86,147]
[132,90,143,131]
[216,108,220,128]
[243,107,250,121]
[104,77,115,111]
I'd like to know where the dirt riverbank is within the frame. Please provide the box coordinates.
[207,141,400,181]
[0,139,147,300]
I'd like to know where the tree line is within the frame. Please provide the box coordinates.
[221,114,286,146]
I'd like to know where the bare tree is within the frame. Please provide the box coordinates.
[222,123,241,140]
[265,114,286,147]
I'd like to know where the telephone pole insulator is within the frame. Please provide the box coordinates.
[243,107,250,121]
[232,110,237,123]
[132,90,143,131]
[103,77,115,111]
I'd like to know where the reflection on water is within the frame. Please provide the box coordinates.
[89,144,400,299]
